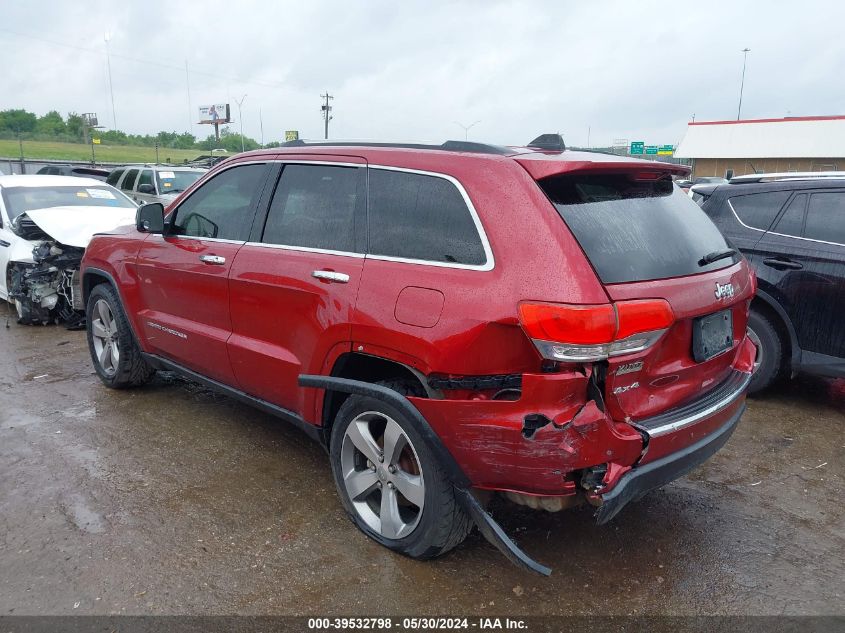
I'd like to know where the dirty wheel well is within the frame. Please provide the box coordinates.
[750,297,792,369]
[322,353,427,439]
[83,271,113,303]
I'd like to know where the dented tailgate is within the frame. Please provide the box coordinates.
[602,260,754,424]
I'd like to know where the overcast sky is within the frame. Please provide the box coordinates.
[2,0,844,148]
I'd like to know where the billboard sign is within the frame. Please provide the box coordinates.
[285,130,300,142]
[198,104,231,125]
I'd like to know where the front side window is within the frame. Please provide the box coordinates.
[805,192,845,244]
[261,164,361,252]
[773,194,807,237]
[367,168,486,266]
[729,191,790,230]
[137,170,154,189]
[170,164,267,241]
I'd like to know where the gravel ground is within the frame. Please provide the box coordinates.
[1,322,843,616]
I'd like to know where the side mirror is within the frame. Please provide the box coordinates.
[136,202,165,233]
[138,183,155,194]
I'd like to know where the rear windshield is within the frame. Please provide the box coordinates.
[539,174,736,284]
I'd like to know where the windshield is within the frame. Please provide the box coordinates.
[156,170,204,195]
[539,173,737,284]
[2,185,136,221]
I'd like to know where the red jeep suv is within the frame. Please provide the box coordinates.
[81,136,756,574]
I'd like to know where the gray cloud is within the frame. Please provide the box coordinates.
[2,0,844,148]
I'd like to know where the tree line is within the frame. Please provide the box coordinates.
[0,108,277,153]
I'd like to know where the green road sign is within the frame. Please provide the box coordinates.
[630,141,644,155]
[645,145,658,155]
[658,144,674,156]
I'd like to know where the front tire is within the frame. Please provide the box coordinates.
[747,309,784,394]
[329,384,471,559]
[86,284,155,388]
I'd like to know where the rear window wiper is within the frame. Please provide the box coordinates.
[698,248,736,266]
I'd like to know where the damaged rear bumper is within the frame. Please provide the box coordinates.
[595,403,745,524]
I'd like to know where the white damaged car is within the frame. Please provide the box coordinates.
[0,175,137,326]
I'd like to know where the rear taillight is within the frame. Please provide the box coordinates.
[518,299,674,362]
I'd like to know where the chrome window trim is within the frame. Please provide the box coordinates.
[728,196,845,247]
[161,234,245,245]
[726,198,767,234]
[639,370,752,438]
[248,161,496,270]
[275,159,363,168]
[243,241,365,258]
[365,164,495,271]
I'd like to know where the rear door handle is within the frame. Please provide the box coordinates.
[199,255,226,265]
[762,257,803,270]
[312,270,349,283]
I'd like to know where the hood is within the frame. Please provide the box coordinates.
[22,206,137,248]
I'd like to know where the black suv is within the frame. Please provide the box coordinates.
[695,177,845,392]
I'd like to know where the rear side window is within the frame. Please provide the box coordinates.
[106,169,124,186]
[540,174,735,284]
[367,169,486,266]
[729,191,790,230]
[262,164,361,252]
[121,169,139,191]
[773,194,807,237]
[805,192,845,244]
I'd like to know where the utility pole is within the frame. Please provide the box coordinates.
[259,107,264,148]
[234,94,247,152]
[104,32,117,129]
[321,92,334,139]
[454,120,480,141]
[82,113,102,165]
[17,131,24,174]
[185,59,193,134]
[737,48,751,120]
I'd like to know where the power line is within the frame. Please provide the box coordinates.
[0,27,288,90]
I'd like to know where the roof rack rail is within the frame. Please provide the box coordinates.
[279,139,514,155]
[729,171,845,184]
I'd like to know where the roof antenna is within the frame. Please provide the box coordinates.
[527,133,566,152]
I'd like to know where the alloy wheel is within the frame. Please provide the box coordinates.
[91,299,120,376]
[340,411,425,539]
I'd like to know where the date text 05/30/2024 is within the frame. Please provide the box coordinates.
[307,617,528,630]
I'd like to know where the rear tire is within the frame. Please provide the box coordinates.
[747,309,784,394]
[329,381,472,559]
[86,284,155,389]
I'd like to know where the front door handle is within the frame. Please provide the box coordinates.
[199,254,226,265]
[762,257,803,271]
[312,270,350,283]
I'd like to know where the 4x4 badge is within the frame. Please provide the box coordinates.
[715,281,734,300]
